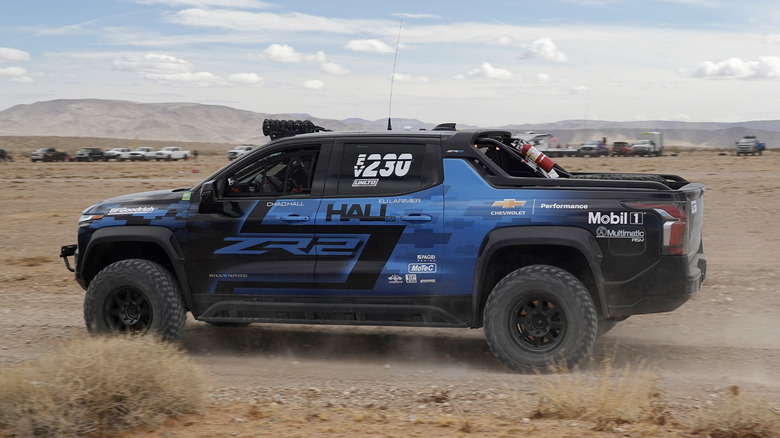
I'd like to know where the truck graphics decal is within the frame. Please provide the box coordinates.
[208,225,406,294]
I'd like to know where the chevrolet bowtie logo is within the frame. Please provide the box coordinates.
[492,199,527,209]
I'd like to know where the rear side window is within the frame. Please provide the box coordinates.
[337,143,437,196]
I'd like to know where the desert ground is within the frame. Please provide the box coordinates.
[1,145,778,436]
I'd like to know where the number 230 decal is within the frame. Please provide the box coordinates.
[354,153,413,178]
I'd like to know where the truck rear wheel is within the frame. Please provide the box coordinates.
[84,259,186,341]
[483,265,597,373]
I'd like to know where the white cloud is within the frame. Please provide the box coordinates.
[0,66,33,82]
[263,44,302,62]
[144,71,226,86]
[519,38,568,63]
[686,56,780,80]
[321,62,350,75]
[537,73,550,82]
[303,79,325,90]
[134,0,271,8]
[228,72,263,85]
[393,73,430,83]
[114,53,226,86]
[345,39,395,54]
[262,44,325,63]
[459,62,512,80]
[114,53,193,74]
[169,9,391,34]
[569,84,589,94]
[392,13,441,19]
[0,48,30,62]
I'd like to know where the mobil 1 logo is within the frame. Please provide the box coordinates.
[588,211,644,225]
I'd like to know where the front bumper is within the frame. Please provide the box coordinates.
[60,244,77,272]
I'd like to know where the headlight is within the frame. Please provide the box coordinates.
[78,214,104,227]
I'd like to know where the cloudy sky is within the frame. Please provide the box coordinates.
[3,0,780,126]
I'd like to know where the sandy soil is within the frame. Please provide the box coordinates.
[1,151,779,436]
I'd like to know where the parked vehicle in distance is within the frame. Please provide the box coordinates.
[611,142,633,157]
[577,140,609,157]
[128,147,155,161]
[153,147,190,161]
[74,148,105,162]
[633,132,664,157]
[735,135,765,156]
[104,147,133,161]
[30,147,69,162]
[513,133,578,158]
[0,148,11,161]
[227,145,254,160]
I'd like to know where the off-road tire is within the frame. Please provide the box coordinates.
[483,265,597,373]
[84,259,186,341]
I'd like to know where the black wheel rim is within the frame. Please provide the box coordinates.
[104,287,153,334]
[509,295,566,353]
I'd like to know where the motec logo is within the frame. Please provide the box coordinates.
[588,211,644,225]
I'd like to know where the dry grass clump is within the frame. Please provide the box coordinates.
[0,336,206,437]
[689,385,780,438]
[532,358,665,429]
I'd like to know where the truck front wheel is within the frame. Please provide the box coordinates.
[483,265,597,373]
[84,259,186,341]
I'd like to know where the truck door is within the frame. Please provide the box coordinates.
[314,138,445,295]
[185,142,328,298]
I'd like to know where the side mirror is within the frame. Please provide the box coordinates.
[198,180,216,214]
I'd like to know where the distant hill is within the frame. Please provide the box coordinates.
[0,98,777,148]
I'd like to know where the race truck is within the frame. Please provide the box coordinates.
[60,120,706,373]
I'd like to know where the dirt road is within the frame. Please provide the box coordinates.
[1,151,778,436]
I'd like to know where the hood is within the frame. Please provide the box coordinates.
[82,189,192,215]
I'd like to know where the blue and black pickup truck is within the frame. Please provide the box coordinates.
[61,120,706,372]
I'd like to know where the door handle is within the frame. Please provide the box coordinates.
[281,214,310,222]
[400,213,432,222]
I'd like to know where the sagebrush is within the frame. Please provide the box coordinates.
[0,336,206,437]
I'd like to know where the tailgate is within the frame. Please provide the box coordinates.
[682,182,705,258]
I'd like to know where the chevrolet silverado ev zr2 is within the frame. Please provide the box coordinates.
[61,120,707,373]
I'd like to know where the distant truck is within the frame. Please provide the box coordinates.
[514,132,577,158]
[632,132,663,157]
[30,147,69,162]
[735,136,764,156]
[153,147,190,161]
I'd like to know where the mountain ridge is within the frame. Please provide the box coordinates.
[0,99,777,148]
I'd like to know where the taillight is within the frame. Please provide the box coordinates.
[626,202,689,255]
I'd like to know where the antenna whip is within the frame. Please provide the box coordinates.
[388,18,403,130]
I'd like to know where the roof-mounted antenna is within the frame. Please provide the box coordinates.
[387,18,403,131]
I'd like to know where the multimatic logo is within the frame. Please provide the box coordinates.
[596,226,646,243]
[326,203,387,222]
[588,211,644,225]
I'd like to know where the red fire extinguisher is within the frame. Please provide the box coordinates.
[519,143,556,173]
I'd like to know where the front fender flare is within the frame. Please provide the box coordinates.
[81,226,194,311]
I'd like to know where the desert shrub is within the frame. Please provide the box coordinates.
[0,336,206,437]
[532,358,664,429]
[690,386,780,438]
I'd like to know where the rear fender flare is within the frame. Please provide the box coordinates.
[472,226,607,323]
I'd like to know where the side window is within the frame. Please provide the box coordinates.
[337,143,434,196]
[223,146,319,197]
